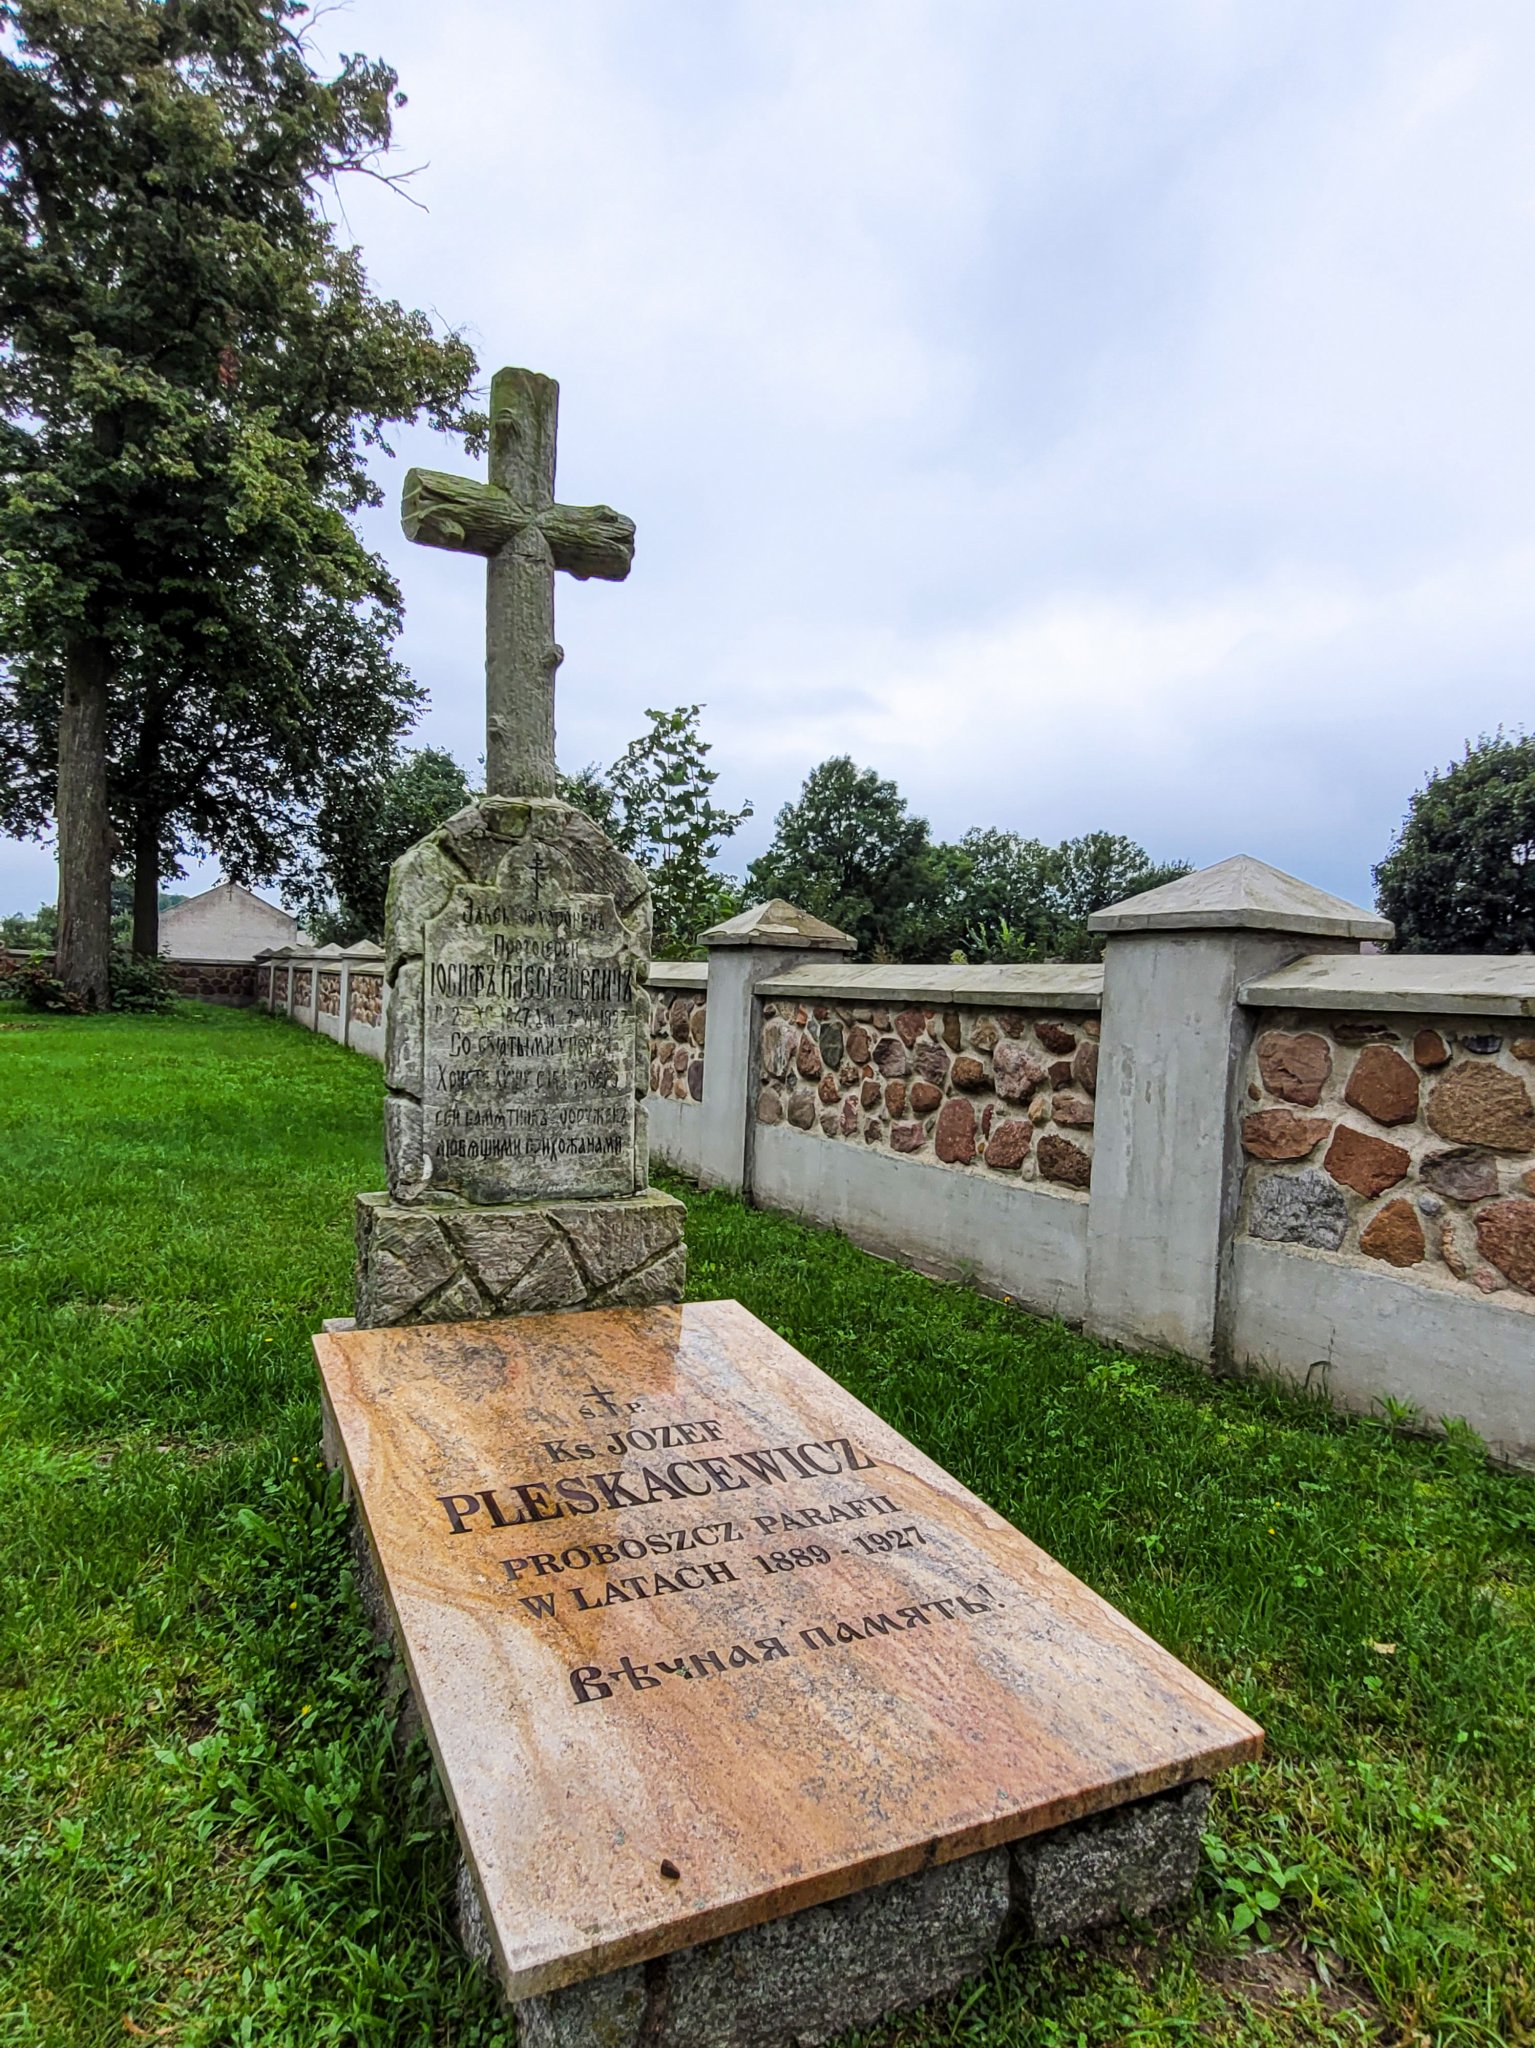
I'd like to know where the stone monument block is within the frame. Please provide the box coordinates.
[355,793,684,1327]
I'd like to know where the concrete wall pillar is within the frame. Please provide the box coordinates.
[1082,857,1390,1363]
[695,901,856,1194]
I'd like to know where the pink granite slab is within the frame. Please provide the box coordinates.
[314,1301,1261,1998]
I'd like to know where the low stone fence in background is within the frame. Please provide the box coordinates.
[641,889,1535,1468]
[2,948,257,1004]
[253,941,387,1059]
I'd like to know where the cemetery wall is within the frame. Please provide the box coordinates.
[1,949,255,1004]
[644,963,708,1179]
[257,917,1535,1463]
[254,944,387,1059]
[638,946,1535,1465]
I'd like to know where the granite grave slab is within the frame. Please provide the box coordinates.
[314,1300,1262,2003]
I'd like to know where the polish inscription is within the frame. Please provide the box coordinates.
[420,855,637,1203]
[426,1389,1003,1704]
[313,1301,1265,2003]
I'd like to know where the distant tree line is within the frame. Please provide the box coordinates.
[288,712,1188,965]
[3,881,184,953]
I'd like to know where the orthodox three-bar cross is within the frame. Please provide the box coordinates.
[401,367,635,799]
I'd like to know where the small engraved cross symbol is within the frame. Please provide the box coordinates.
[529,849,549,904]
[579,1386,622,1417]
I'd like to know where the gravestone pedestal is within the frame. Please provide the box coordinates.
[355,794,684,1326]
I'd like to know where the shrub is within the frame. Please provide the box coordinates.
[9,954,87,1012]
[109,951,178,1013]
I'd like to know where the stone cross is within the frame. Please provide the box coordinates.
[401,367,634,799]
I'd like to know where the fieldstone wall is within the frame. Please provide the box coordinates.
[1239,1014,1535,1304]
[753,999,1097,1190]
[293,967,313,1010]
[651,988,706,1105]
[318,970,341,1017]
[350,974,383,1027]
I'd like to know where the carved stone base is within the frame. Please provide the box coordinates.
[354,1188,685,1328]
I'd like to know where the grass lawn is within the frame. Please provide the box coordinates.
[1,1004,1533,2048]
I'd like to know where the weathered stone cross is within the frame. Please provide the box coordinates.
[401,367,634,799]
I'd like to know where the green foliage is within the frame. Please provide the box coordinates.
[0,0,484,975]
[1,898,55,949]
[1,1009,1532,2041]
[962,829,1192,963]
[746,755,932,958]
[4,882,185,951]
[107,948,176,1013]
[745,757,1187,962]
[296,745,474,943]
[8,946,175,1011]
[1374,732,1535,952]
[5,953,84,1012]
[560,706,751,957]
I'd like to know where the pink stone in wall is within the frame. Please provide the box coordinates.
[913,1041,949,1086]
[1037,1020,1077,1055]
[1256,1032,1332,1107]
[985,1119,1031,1170]
[890,1121,926,1153]
[1474,1199,1535,1293]
[934,1098,976,1164]
[994,1042,1045,1102]
[1344,1046,1420,1127]
[1324,1125,1410,1198]
[1241,1110,1330,1162]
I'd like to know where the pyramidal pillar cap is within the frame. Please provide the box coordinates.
[1088,855,1393,944]
[700,899,857,952]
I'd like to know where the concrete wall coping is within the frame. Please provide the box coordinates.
[645,961,708,988]
[255,942,385,965]
[1090,854,1392,941]
[1240,952,1535,1017]
[754,961,1104,1010]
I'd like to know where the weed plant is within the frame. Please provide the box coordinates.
[1,1006,1531,2045]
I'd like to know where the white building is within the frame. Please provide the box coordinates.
[158,881,299,961]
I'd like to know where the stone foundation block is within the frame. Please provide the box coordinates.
[354,1188,685,1328]
[509,1850,1013,2048]
[1012,1780,1211,1942]
[491,1783,1211,2048]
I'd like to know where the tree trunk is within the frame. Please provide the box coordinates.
[132,812,161,957]
[55,636,114,1008]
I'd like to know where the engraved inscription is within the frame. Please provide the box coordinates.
[420,866,637,1202]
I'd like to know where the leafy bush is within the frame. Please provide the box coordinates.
[8,954,86,1013]
[108,950,177,1013]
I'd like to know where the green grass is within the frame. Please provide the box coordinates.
[1,1005,1532,2047]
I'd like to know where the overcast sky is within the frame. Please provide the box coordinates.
[6,0,1535,916]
